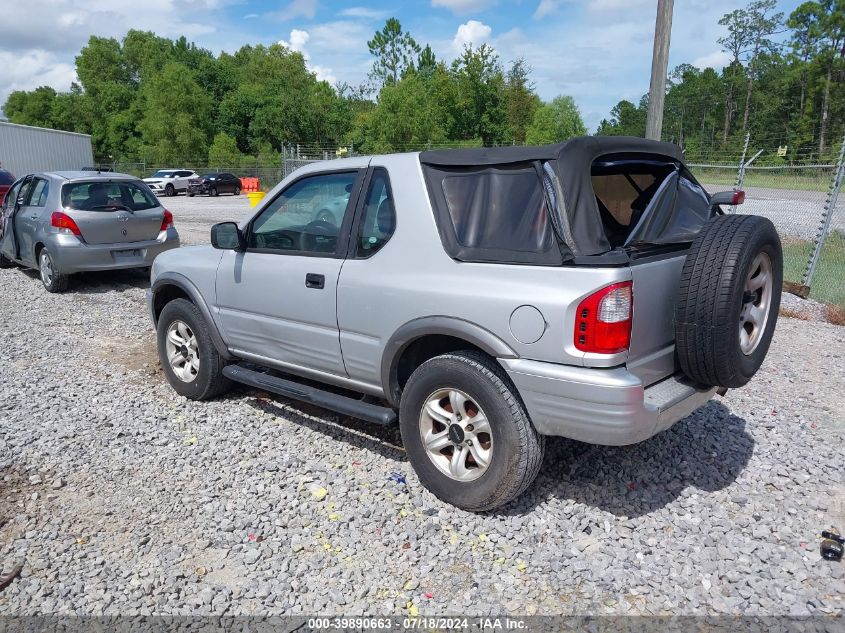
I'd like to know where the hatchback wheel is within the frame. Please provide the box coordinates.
[39,248,69,293]
[399,351,544,511]
[157,298,231,400]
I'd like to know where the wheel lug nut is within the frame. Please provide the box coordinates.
[465,424,474,432]
[457,414,462,421]
[466,439,472,445]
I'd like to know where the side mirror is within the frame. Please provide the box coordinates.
[211,222,245,251]
[710,190,745,208]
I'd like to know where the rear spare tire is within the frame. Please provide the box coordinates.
[675,214,782,388]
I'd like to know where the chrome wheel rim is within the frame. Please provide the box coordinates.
[39,252,53,286]
[419,388,493,482]
[165,320,199,382]
[739,252,773,355]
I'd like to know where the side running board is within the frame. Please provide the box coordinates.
[222,364,397,426]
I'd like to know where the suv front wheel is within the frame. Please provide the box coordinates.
[157,298,231,400]
[399,351,544,512]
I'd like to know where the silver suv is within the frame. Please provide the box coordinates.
[147,138,782,511]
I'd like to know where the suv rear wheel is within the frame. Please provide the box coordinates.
[399,351,544,511]
[157,298,231,400]
[165,183,175,197]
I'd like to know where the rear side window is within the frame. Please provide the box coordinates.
[356,168,395,257]
[423,163,560,265]
[62,181,159,211]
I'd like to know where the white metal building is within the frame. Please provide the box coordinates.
[0,122,94,177]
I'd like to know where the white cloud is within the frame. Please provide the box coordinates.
[0,51,77,114]
[339,7,387,20]
[278,29,337,84]
[453,20,492,52]
[271,0,318,21]
[692,50,731,70]
[533,0,557,19]
[431,0,496,15]
[279,29,310,52]
[244,13,258,19]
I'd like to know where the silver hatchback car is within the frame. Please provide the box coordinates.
[0,171,180,292]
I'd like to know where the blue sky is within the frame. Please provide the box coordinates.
[1,0,802,131]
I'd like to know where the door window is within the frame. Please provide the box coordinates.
[26,178,50,207]
[356,168,395,257]
[249,171,358,255]
[3,180,24,210]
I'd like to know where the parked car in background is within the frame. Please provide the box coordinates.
[187,173,241,197]
[0,172,180,292]
[0,169,15,204]
[312,183,353,225]
[143,169,198,197]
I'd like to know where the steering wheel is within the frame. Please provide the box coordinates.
[299,220,338,251]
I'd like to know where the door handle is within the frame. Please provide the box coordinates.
[305,273,325,289]
[29,214,38,219]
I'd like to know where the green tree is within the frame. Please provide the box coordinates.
[597,99,648,137]
[352,73,446,153]
[449,44,506,145]
[4,86,58,127]
[208,132,243,166]
[138,61,211,163]
[504,59,541,144]
[417,45,437,79]
[368,18,421,87]
[718,0,784,138]
[525,95,587,144]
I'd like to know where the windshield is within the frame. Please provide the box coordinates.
[151,171,176,178]
[62,181,160,211]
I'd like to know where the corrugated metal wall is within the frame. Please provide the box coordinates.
[0,122,94,178]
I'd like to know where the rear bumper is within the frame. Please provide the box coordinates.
[48,228,180,274]
[500,358,716,446]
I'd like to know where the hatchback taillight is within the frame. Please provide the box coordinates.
[574,281,633,354]
[160,209,173,231]
[51,211,82,236]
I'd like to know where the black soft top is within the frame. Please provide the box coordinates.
[419,136,686,261]
[418,136,684,166]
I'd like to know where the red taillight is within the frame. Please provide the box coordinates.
[51,211,81,236]
[574,281,633,354]
[160,209,173,231]
[732,190,745,205]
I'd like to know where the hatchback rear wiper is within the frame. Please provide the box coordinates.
[90,204,132,211]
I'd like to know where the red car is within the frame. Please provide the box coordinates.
[0,170,15,205]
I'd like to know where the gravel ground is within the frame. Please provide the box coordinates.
[0,201,844,616]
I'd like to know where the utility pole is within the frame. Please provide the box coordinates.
[646,0,674,141]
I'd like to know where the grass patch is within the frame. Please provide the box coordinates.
[782,231,845,307]
[691,166,835,192]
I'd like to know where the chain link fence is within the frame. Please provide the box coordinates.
[689,135,844,309]
[105,136,844,310]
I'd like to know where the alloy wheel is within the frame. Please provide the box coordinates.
[419,388,493,482]
[739,252,773,355]
[165,320,200,382]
